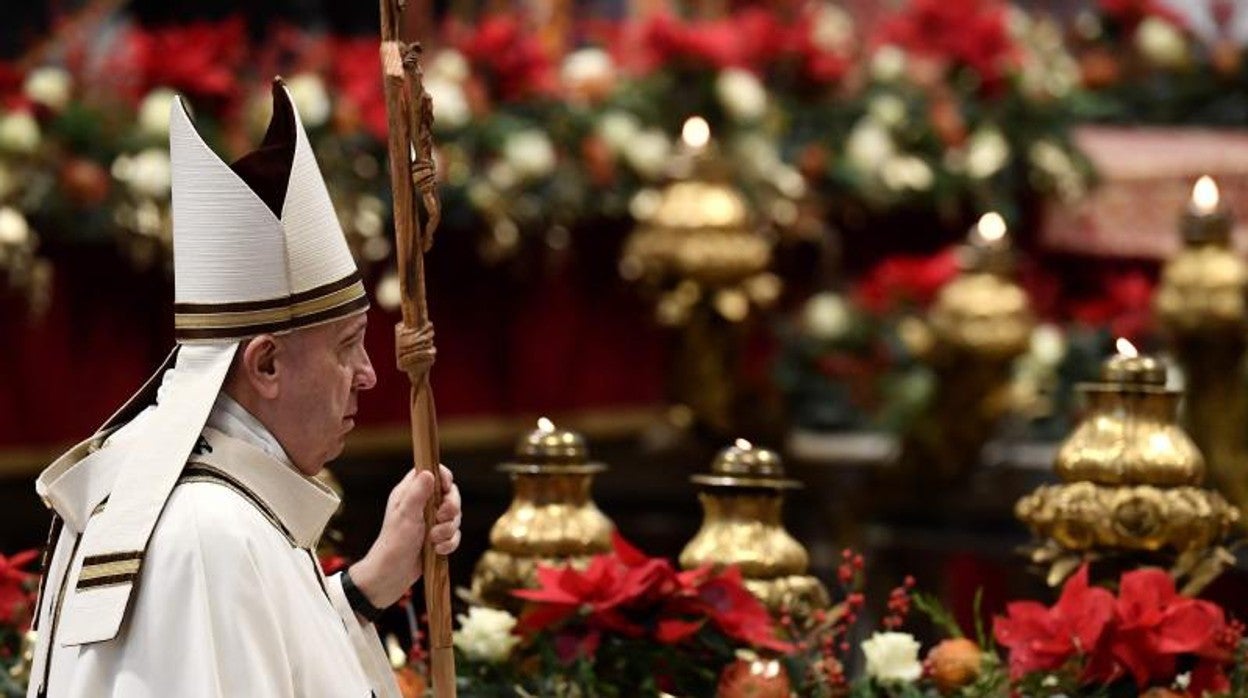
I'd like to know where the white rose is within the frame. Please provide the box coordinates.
[868,95,907,129]
[597,111,641,154]
[846,118,895,174]
[871,45,907,83]
[453,607,520,664]
[561,48,615,90]
[966,127,1009,180]
[862,631,922,684]
[624,129,671,180]
[811,3,854,53]
[1135,17,1187,69]
[126,149,173,199]
[502,130,556,180]
[0,206,30,245]
[0,112,40,154]
[139,88,178,139]
[425,76,470,131]
[429,49,470,84]
[285,74,331,129]
[716,68,767,122]
[24,67,72,112]
[803,292,851,340]
[880,155,933,192]
[1029,324,1066,366]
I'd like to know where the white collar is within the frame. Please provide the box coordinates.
[188,427,340,549]
[206,392,294,468]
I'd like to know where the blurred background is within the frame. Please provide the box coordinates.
[3,0,1248,679]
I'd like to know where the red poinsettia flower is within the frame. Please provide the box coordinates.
[329,38,388,142]
[1110,567,1230,688]
[693,566,791,652]
[446,15,557,103]
[993,564,1117,680]
[1099,0,1187,32]
[852,247,961,315]
[0,550,39,628]
[623,12,763,74]
[122,18,249,106]
[514,532,673,639]
[1067,270,1155,341]
[874,0,1019,95]
[514,533,788,656]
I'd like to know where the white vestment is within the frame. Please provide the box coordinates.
[28,395,400,698]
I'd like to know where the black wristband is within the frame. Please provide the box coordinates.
[340,567,385,623]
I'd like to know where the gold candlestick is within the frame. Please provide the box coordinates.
[1016,339,1239,583]
[680,440,830,619]
[1154,175,1248,517]
[469,418,615,611]
[621,117,779,436]
[901,213,1034,483]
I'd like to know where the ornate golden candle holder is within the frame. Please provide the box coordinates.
[1016,340,1240,583]
[470,418,615,611]
[1154,175,1248,516]
[901,213,1034,483]
[621,117,779,435]
[680,440,829,618]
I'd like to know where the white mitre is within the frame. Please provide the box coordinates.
[37,78,368,646]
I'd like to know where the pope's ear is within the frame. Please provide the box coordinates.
[240,335,281,399]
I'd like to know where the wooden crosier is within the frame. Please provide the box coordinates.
[378,0,454,694]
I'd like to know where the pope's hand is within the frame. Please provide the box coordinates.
[348,464,462,609]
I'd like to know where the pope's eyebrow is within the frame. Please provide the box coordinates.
[340,322,366,345]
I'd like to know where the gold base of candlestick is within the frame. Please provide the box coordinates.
[743,576,832,617]
[1016,481,1239,552]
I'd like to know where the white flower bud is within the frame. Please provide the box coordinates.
[285,74,331,129]
[24,67,72,112]
[138,88,178,139]
[0,206,31,245]
[715,68,768,122]
[0,112,40,154]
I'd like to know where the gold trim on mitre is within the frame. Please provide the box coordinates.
[173,271,368,341]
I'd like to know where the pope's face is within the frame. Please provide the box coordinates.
[274,313,376,475]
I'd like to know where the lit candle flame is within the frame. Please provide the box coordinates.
[537,417,556,432]
[1115,337,1138,358]
[734,438,753,450]
[975,212,1007,243]
[1192,175,1220,214]
[681,116,710,150]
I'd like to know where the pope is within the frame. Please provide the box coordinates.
[26,80,461,697]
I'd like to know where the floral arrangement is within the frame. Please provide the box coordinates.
[775,241,1157,439]
[440,531,1248,697]
[0,0,1107,310]
[452,533,790,696]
